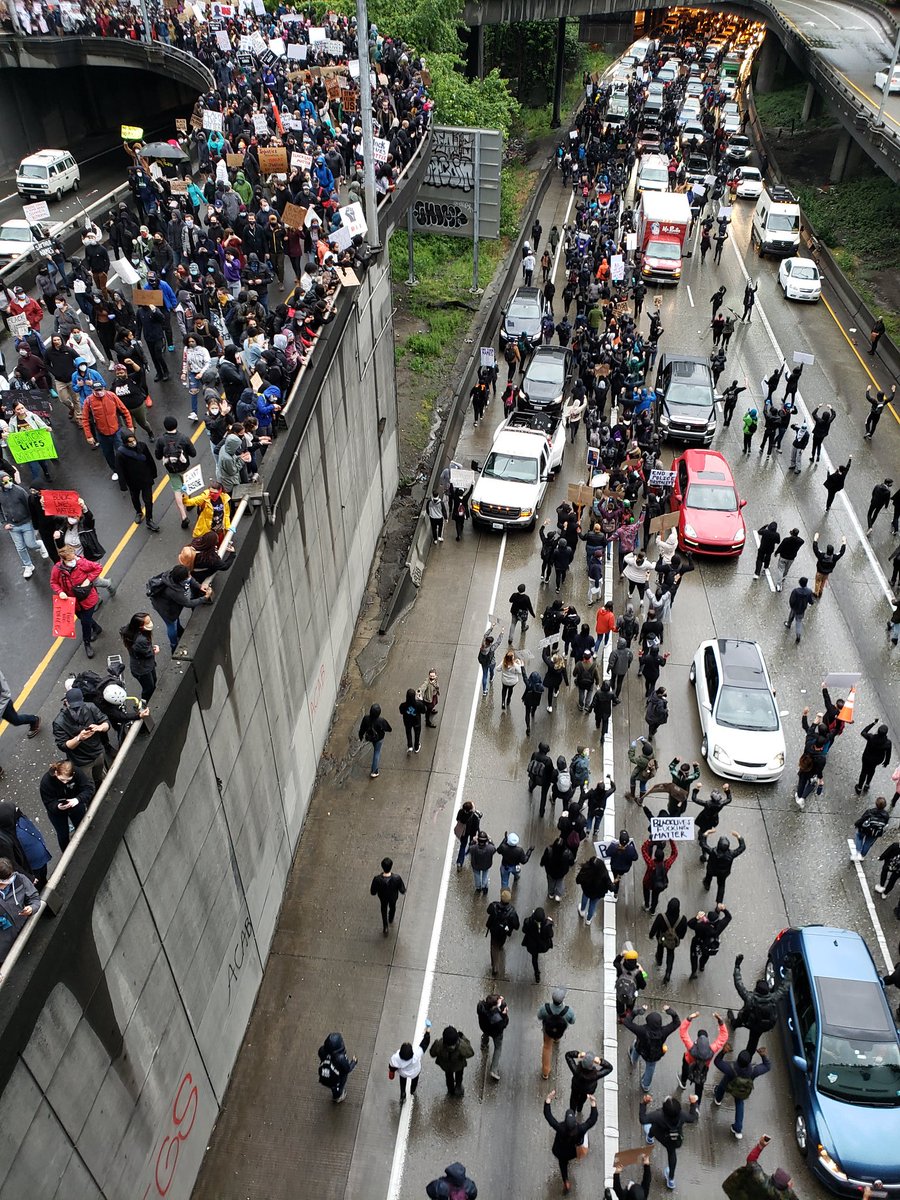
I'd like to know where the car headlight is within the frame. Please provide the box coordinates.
[659,414,670,427]
[733,528,745,542]
[817,1146,847,1181]
[519,509,533,519]
[684,523,697,539]
[471,502,481,513]
[712,743,734,765]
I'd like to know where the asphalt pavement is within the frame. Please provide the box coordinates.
[191,162,900,1200]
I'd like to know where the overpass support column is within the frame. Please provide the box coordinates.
[551,17,566,129]
[830,129,852,182]
[801,81,817,122]
[756,32,779,94]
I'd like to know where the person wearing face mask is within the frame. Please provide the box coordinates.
[39,760,94,851]
[115,433,159,530]
[120,611,160,700]
[52,687,109,783]
[110,361,154,438]
[2,402,53,482]
[51,542,109,655]
[13,343,50,391]
[181,336,211,422]
[0,473,50,578]
[184,485,231,542]
[44,335,79,417]
[0,856,42,965]
[81,378,133,479]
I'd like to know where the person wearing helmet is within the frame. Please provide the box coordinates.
[98,681,149,746]
[543,1088,598,1193]
[698,827,746,903]
[728,953,791,1054]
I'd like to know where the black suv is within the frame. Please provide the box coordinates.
[499,287,543,351]
[655,354,718,445]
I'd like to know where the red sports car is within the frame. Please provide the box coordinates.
[669,448,746,557]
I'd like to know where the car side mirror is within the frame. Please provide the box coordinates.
[715,394,723,404]
[739,498,747,508]
[655,387,664,397]
[792,1054,808,1073]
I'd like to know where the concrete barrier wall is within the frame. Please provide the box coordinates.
[0,258,399,1200]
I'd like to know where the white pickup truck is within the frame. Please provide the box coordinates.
[470,410,566,531]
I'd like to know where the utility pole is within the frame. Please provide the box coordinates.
[355,0,380,246]
[138,0,152,44]
[875,27,900,128]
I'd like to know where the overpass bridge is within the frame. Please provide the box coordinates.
[463,0,900,183]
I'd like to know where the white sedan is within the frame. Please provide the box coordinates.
[734,166,763,199]
[689,638,786,781]
[778,257,822,301]
[874,67,900,94]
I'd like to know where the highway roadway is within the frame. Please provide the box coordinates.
[191,157,900,1200]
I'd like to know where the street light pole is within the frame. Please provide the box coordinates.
[355,0,380,246]
[875,27,900,128]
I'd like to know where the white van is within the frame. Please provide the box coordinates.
[751,184,801,257]
[637,153,670,193]
[16,150,80,201]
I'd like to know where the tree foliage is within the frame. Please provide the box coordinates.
[426,54,520,136]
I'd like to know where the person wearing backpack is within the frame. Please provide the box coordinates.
[613,944,648,1022]
[541,834,575,902]
[0,856,42,965]
[639,1090,699,1190]
[625,1002,679,1092]
[155,415,197,530]
[677,1011,728,1100]
[537,986,575,1079]
[608,636,633,698]
[476,992,509,1082]
[485,889,520,977]
[425,1161,478,1199]
[521,906,554,983]
[687,905,732,979]
[523,671,545,736]
[649,897,688,984]
[527,742,555,815]
[741,407,758,454]
[358,703,392,779]
[605,829,639,896]
[712,1046,771,1139]
[497,832,533,890]
[575,854,612,926]
[590,680,615,743]
[585,775,615,839]
[728,953,791,1055]
[645,687,669,741]
[852,795,890,860]
[147,563,211,652]
[543,1089,597,1193]
[316,1031,357,1103]
[429,1025,475,1097]
[641,839,678,914]
[628,737,657,800]
[569,746,591,799]
[552,756,574,813]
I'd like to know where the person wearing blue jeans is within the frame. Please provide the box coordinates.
[455,800,482,869]
[468,830,496,894]
[623,1006,680,1093]
[477,621,503,696]
[497,831,532,890]
[576,854,612,926]
[712,1046,771,1138]
[358,703,392,779]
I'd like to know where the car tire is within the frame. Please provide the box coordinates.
[72,177,79,192]
[701,733,709,759]
[764,958,777,989]
[55,189,63,202]
[794,1111,809,1157]
[688,662,696,684]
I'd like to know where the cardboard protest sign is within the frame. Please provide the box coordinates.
[281,203,307,230]
[648,469,676,488]
[288,43,307,61]
[348,58,360,78]
[650,816,695,841]
[567,483,594,508]
[176,117,188,132]
[182,464,204,494]
[7,428,57,464]
[336,266,359,287]
[226,152,244,168]
[340,89,357,113]
[132,289,164,308]
[258,147,289,174]
[325,76,341,100]
[449,468,476,491]
[169,179,189,195]
[41,490,82,518]
[250,372,264,392]
[613,1146,652,1173]
[52,595,77,639]
[22,200,50,224]
[323,38,343,56]
[822,672,862,690]
[8,314,31,339]
[625,232,638,251]
[649,512,679,535]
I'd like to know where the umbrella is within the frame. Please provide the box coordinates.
[138,142,189,162]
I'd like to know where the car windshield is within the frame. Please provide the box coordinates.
[646,240,681,260]
[526,361,564,386]
[0,226,32,243]
[686,482,737,510]
[817,1034,900,1105]
[715,684,779,731]
[741,169,761,180]
[769,212,799,232]
[19,165,48,178]
[482,452,538,485]
[508,298,538,318]
[641,167,668,184]
[791,264,818,280]
[669,381,713,409]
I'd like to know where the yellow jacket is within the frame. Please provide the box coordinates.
[184,489,231,537]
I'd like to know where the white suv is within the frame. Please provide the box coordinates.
[17,150,80,201]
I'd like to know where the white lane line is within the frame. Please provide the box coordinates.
[0,192,15,205]
[601,553,618,1184]
[782,0,842,30]
[385,533,507,1200]
[819,0,881,36]
[551,189,576,289]
[726,237,893,603]
[847,839,893,970]
[686,285,695,309]
[751,529,776,592]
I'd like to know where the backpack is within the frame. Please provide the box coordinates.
[659,915,679,950]
[161,435,190,474]
[448,1187,467,1200]
[544,1005,570,1038]
[146,572,168,598]
[556,769,572,794]
[615,972,637,1010]
[726,1073,755,1100]
[651,861,669,892]
[528,756,548,785]
[68,669,104,704]
[525,672,545,696]
[318,1055,337,1086]
[860,812,888,838]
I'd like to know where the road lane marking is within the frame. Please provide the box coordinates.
[835,67,900,130]
[726,236,894,603]
[819,294,900,428]
[782,0,842,30]
[686,285,695,308]
[0,420,208,734]
[601,540,618,1183]
[552,189,575,285]
[847,838,893,969]
[386,533,507,1200]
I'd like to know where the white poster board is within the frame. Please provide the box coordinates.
[338,201,367,238]
[182,464,204,494]
[308,26,326,42]
[215,28,230,51]
[202,109,223,133]
[253,113,269,136]
[449,468,476,491]
[650,816,695,841]
[610,254,625,281]
[648,469,676,488]
[480,347,496,368]
[793,351,815,366]
[373,136,390,163]
[23,200,50,225]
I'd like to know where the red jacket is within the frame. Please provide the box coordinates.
[50,556,103,612]
[81,390,133,440]
[9,296,44,332]
[641,838,678,889]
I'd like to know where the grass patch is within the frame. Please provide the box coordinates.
[754,83,836,132]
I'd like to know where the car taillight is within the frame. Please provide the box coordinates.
[774,928,788,942]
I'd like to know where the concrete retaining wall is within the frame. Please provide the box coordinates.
[0,258,399,1200]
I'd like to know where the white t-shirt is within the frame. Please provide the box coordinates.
[389,1045,425,1079]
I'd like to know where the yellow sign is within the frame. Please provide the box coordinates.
[121,125,144,141]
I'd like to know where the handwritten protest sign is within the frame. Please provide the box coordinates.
[648,469,676,488]
[567,483,594,508]
[202,109,223,133]
[52,595,77,639]
[132,289,164,308]
[282,203,307,230]
[41,490,82,518]
[258,147,288,174]
[176,117,188,132]
[22,200,50,224]
[182,465,204,494]
[6,428,57,464]
[253,113,269,137]
[650,816,695,842]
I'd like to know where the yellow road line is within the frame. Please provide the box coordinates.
[835,68,900,132]
[820,295,900,426]
[0,421,207,734]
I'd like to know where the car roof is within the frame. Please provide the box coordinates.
[682,447,734,476]
[0,220,31,230]
[798,925,880,981]
[20,149,68,164]
[529,347,569,365]
[711,638,767,688]
[660,353,711,372]
[816,976,896,1037]
[508,287,541,304]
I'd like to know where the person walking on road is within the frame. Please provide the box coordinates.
[608,637,634,699]
[606,829,640,896]
[370,856,406,936]
[787,420,809,473]
[427,489,448,542]
[522,905,554,982]
[541,834,575,901]
[865,385,895,439]
[509,583,535,638]
[729,953,789,1055]
[625,1003,679,1091]
[784,576,815,643]
[810,405,835,463]
[425,1163,477,1199]
[741,407,758,454]
[358,703,392,779]
[576,853,613,925]
[650,896,688,983]
[486,889,519,977]
[528,742,556,816]
[543,1090,597,1193]
[538,987,575,1079]
[856,721,892,794]
[869,316,886,355]
[389,1026,431,1105]
[867,479,893,534]
[713,1053,771,1140]
[116,432,160,530]
[317,1032,357,1103]
[1,472,50,578]
[710,286,726,319]
[565,1049,612,1113]
[52,544,106,658]
[640,1091,699,1190]
[699,830,745,903]
[823,460,851,512]
[399,687,428,754]
[773,529,804,592]
[468,829,496,894]
[478,621,503,696]
[454,799,482,870]
[497,831,533,889]
[688,905,732,978]
[628,736,657,800]
[641,839,678,913]
[677,1011,728,1100]
[741,280,757,322]
[476,992,509,1082]
[429,1025,475,1097]
[499,649,524,711]
[0,669,40,740]
[754,522,780,579]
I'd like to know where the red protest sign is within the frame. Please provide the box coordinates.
[41,490,82,519]
[52,595,77,639]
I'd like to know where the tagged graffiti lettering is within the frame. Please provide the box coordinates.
[424,129,475,192]
[413,201,472,231]
[226,914,255,1007]
[142,1073,199,1199]
[308,660,328,721]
